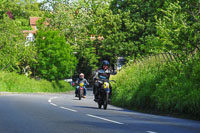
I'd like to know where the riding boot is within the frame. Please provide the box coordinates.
[94,94,98,102]
[94,89,99,102]
[94,82,100,102]
[75,89,78,97]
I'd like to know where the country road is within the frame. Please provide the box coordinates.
[0,90,200,133]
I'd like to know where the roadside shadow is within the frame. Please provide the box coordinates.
[72,98,89,101]
[72,98,81,100]
[73,105,130,112]
[73,105,98,110]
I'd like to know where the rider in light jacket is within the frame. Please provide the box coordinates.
[75,73,89,98]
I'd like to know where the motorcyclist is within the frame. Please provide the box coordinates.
[93,60,113,102]
[75,73,89,98]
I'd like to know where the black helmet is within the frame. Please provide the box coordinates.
[102,60,109,66]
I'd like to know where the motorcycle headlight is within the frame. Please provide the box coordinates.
[103,82,109,89]
[80,83,84,87]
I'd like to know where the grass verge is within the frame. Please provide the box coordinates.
[0,71,74,93]
[111,54,200,120]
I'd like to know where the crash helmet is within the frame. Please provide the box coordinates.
[79,73,84,79]
[102,60,109,66]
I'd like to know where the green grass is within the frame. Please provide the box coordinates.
[0,71,73,93]
[111,54,200,120]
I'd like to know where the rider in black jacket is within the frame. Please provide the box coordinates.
[93,60,113,102]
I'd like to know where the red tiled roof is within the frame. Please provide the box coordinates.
[30,17,41,25]
[22,17,49,36]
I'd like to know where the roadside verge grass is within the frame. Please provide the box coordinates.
[0,71,73,93]
[111,54,200,120]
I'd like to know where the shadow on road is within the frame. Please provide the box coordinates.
[73,105,98,110]
[72,98,82,100]
[73,105,131,112]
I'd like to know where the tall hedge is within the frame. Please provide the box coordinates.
[33,30,77,81]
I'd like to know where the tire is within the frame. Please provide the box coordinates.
[80,89,84,97]
[78,89,81,100]
[98,102,102,109]
[103,93,109,110]
[103,102,107,110]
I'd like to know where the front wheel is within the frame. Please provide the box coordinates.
[78,89,82,100]
[98,102,102,109]
[103,93,109,110]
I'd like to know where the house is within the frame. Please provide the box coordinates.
[23,17,41,42]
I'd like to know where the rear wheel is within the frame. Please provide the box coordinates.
[78,89,81,100]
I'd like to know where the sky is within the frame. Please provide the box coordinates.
[37,0,74,2]
[37,0,43,2]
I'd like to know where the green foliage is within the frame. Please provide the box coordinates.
[1,0,200,117]
[154,1,200,55]
[33,30,77,81]
[152,54,200,116]
[0,0,44,29]
[41,0,200,76]
[0,71,73,92]
[111,53,200,120]
[0,0,43,75]
[43,1,98,77]
[0,15,36,73]
[109,0,200,60]
[109,0,165,58]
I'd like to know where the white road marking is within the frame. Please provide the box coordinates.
[60,106,77,112]
[87,114,124,125]
[48,97,77,112]
[48,97,57,103]
[146,131,158,133]
[50,103,57,106]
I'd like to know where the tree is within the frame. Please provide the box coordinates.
[43,1,99,77]
[0,15,36,73]
[0,0,43,75]
[109,0,200,58]
[109,0,165,59]
[152,1,200,56]
[33,30,77,81]
[0,0,44,30]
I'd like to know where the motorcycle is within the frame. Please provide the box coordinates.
[96,79,115,110]
[77,82,85,100]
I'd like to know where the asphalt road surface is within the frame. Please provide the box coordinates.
[0,90,200,133]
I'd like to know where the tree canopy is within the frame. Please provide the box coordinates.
[33,30,77,81]
[0,0,199,80]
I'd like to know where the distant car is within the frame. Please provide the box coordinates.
[64,79,73,82]
[117,64,122,71]
[116,57,125,71]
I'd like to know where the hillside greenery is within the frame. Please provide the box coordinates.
[111,53,200,120]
